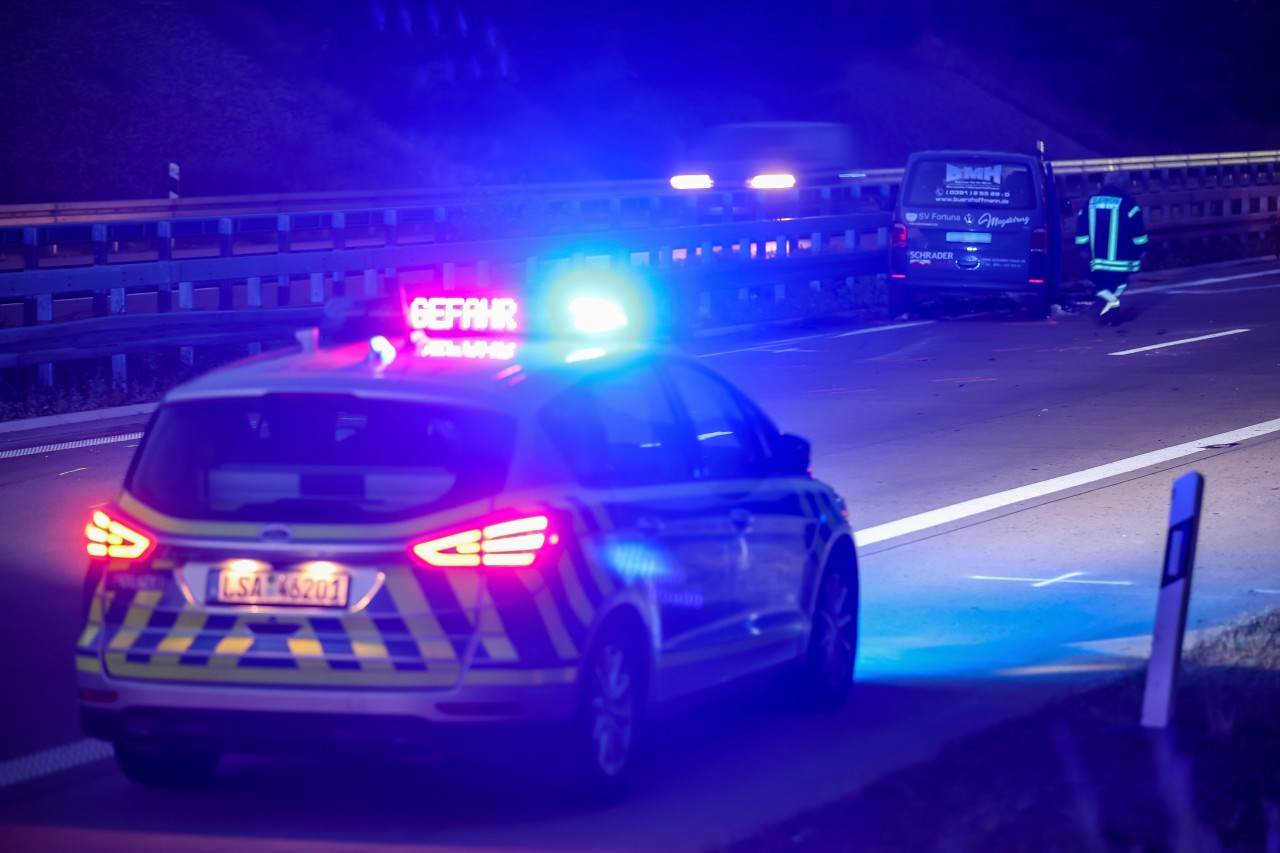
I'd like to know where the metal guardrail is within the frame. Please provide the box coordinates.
[1,149,1278,388]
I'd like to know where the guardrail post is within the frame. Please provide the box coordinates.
[277,214,291,253]
[157,221,172,261]
[820,186,832,216]
[333,270,345,297]
[277,273,291,307]
[218,218,233,256]
[363,269,379,297]
[92,224,108,265]
[845,228,856,252]
[738,237,750,260]
[22,291,53,328]
[247,276,262,308]
[112,354,127,389]
[110,286,126,315]
[431,207,446,243]
[310,271,325,303]
[385,209,399,246]
[776,234,787,258]
[721,192,733,223]
[22,226,39,270]
[442,262,456,290]
[332,211,346,250]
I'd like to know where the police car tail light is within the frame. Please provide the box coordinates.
[891,222,907,248]
[410,513,563,570]
[85,510,154,561]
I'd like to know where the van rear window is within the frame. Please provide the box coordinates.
[127,394,515,522]
[903,159,1036,210]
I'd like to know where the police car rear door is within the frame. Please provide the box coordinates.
[660,361,811,672]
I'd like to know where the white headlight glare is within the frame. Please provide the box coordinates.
[670,174,713,190]
[749,173,797,189]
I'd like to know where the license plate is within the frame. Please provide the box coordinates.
[945,231,993,243]
[213,568,350,607]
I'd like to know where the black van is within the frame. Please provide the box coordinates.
[888,150,1064,318]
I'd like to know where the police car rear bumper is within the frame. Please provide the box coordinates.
[78,669,580,755]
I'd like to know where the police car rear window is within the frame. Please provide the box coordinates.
[127,394,515,522]
[903,159,1036,210]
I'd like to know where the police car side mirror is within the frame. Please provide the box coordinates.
[774,433,811,477]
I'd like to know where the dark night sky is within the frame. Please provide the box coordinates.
[1,0,1277,201]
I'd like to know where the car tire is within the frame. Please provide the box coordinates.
[800,556,859,711]
[560,623,645,805]
[113,740,219,788]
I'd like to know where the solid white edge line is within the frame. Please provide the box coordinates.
[854,416,1280,546]
[0,433,145,460]
[1108,328,1251,356]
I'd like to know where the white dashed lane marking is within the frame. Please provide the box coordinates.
[1108,328,1251,356]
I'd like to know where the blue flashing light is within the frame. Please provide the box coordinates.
[565,347,607,363]
[535,257,663,342]
[568,296,628,335]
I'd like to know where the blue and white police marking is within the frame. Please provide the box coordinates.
[1141,471,1205,729]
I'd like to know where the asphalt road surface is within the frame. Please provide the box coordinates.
[1,260,1278,852]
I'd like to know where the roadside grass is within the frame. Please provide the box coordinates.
[719,608,1280,852]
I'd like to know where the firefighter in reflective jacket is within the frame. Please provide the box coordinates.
[1075,178,1149,317]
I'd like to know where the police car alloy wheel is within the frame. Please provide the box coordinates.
[113,740,219,788]
[566,625,644,802]
[803,559,859,709]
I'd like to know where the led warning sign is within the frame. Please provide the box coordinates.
[408,297,519,332]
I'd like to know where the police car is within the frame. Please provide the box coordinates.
[76,285,859,801]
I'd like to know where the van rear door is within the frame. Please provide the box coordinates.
[895,154,1044,288]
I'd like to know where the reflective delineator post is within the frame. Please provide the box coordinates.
[1141,471,1205,728]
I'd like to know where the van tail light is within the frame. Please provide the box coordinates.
[1028,226,1049,284]
[891,222,908,248]
[85,510,154,561]
[1030,226,1048,253]
[409,512,564,570]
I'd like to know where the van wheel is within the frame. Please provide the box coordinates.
[113,740,219,788]
[561,624,644,804]
[800,557,859,710]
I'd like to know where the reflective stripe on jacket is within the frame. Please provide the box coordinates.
[1076,189,1148,273]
